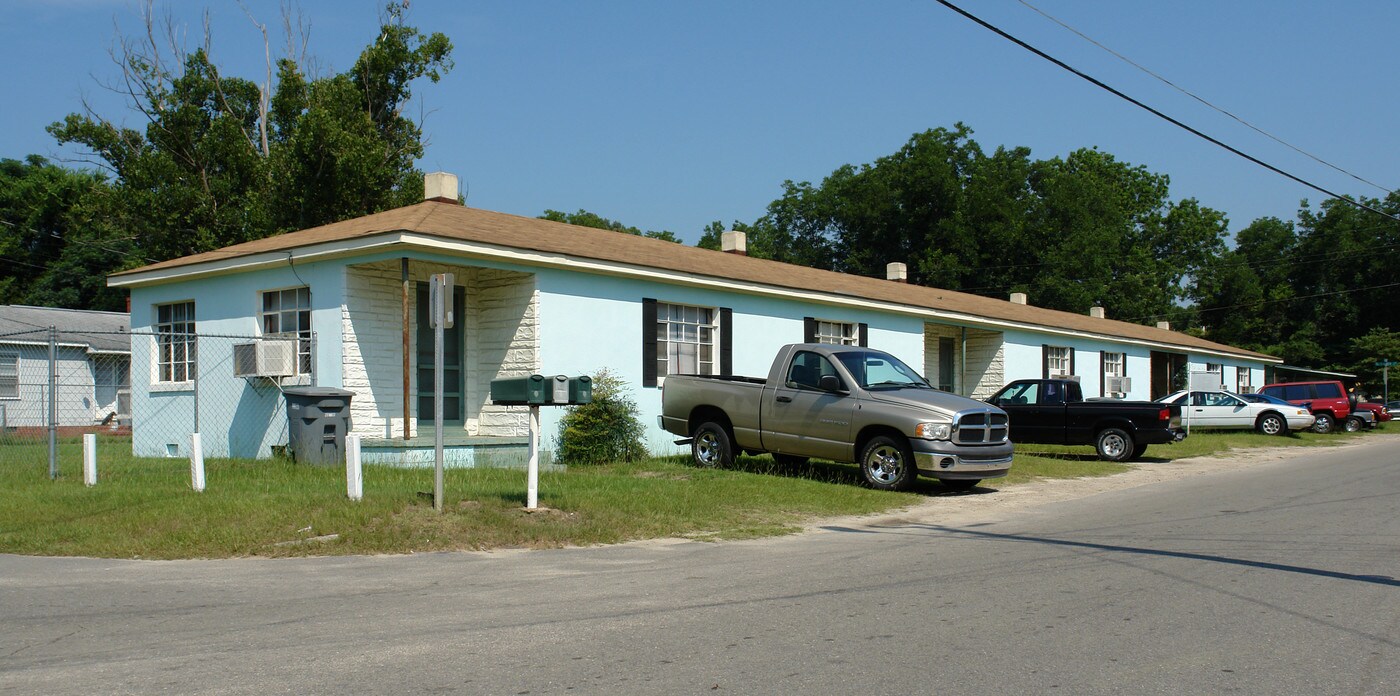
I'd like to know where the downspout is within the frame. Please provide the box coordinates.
[402,257,410,440]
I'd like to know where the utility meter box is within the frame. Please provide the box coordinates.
[568,376,593,405]
[490,375,548,405]
[548,375,570,404]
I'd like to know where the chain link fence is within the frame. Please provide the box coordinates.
[0,328,312,477]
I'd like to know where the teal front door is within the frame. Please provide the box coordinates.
[416,282,465,424]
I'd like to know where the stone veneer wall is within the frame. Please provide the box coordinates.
[341,260,538,439]
[923,323,1005,399]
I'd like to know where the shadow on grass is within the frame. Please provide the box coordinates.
[675,453,1001,498]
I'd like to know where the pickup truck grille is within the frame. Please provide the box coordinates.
[954,410,1009,444]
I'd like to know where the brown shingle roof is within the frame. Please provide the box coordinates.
[112,200,1276,361]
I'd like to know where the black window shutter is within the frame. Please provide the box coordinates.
[803,317,817,343]
[642,298,658,387]
[858,323,869,347]
[1068,347,1076,376]
[1041,344,1049,379]
[719,307,733,376]
[1099,352,1106,397]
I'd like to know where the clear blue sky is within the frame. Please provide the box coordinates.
[3,1,1396,244]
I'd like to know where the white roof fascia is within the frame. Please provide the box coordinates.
[105,230,1278,365]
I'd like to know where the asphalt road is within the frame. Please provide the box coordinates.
[4,437,1400,695]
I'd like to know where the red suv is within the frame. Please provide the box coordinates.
[1257,381,1351,433]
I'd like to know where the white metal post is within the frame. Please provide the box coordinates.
[346,434,363,501]
[190,433,206,492]
[82,433,97,487]
[527,405,540,509]
[433,288,445,513]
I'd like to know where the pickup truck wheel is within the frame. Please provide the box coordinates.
[1131,443,1149,460]
[1256,413,1286,436]
[1095,428,1134,462]
[859,436,917,492]
[691,422,734,468]
[1343,416,1364,433]
[1311,413,1334,434]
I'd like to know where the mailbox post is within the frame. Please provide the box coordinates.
[490,375,593,509]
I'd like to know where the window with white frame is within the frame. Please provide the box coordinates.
[815,320,858,346]
[655,302,716,378]
[155,301,196,383]
[1236,368,1253,393]
[260,287,312,374]
[1206,363,1223,388]
[1045,346,1071,376]
[1102,352,1125,393]
[0,351,17,399]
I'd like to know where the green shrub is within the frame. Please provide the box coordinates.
[555,368,647,465]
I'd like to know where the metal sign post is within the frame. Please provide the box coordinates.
[429,273,454,513]
[1378,360,1396,404]
[527,405,540,509]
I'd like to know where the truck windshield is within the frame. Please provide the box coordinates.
[835,351,931,390]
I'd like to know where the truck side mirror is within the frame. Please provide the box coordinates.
[818,374,843,392]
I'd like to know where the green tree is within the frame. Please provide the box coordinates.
[0,156,133,311]
[554,368,647,465]
[539,209,681,242]
[45,1,453,268]
[1347,328,1400,393]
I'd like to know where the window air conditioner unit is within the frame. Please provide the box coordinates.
[1053,373,1081,382]
[233,340,296,378]
[1105,376,1132,393]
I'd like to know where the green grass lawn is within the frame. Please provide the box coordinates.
[0,424,1385,559]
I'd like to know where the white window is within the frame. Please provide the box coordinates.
[815,320,858,346]
[1206,363,1223,389]
[0,351,17,399]
[156,301,196,383]
[1236,369,1253,393]
[656,302,716,378]
[1045,346,1071,376]
[260,287,312,374]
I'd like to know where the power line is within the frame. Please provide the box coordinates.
[1015,0,1394,196]
[932,0,1400,224]
[1122,281,1400,323]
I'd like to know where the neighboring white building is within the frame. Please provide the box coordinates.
[108,173,1279,464]
[0,305,131,429]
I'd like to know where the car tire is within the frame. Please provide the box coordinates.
[1343,416,1363,433]
[1131,443,1149,460]
[940,479,980,492]
[691,422,734,468]
[1256,413,1286,436]
[1095,427,1135,462]
[1311,413,1334,434]
[772,453,809,467]
[859,435,918,492]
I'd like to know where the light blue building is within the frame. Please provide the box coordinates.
[108,173,1279,464]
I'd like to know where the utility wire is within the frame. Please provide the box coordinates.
[1015,0,1394,196]
[1122,281,1400,323]
[932,0,1400,223]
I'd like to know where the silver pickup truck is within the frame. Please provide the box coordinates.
[659,343,1013,491]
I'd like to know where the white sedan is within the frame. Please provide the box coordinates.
[1156,390,1315,435]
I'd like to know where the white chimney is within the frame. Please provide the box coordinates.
[886,262,908,283]
[424,172,459,204]
[1089,306,1105,319]
[721,230,747,255]
[1156,321,1171,330]
[1009,292,1028,305]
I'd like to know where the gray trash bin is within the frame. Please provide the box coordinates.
[283,387,355,465]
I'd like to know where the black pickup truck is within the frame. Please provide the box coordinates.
[987,379,1184,461]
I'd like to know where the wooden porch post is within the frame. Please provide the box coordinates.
[402,257,410,440]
